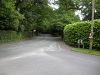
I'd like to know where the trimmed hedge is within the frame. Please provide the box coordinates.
[0,31,32,43]
[64,19,100,49]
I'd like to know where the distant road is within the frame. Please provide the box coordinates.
[0,34,100,75]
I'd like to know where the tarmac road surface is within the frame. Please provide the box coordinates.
[0,34,100,75]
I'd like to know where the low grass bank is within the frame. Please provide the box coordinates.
[72,48,100,56]
[0,30,33,43]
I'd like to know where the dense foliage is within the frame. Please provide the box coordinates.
[0,0,23,31]
[64,19,100,49]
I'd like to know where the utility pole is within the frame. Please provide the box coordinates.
[89,0,95,50]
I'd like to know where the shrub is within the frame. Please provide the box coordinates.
[64,19,100,49]
[0,30,32,43]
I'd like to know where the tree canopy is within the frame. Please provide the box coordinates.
[0,0,99,34]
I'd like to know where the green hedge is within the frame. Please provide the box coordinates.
[64,19,100,49]
[0,30,32,43]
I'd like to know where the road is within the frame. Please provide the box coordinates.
[0,34,100,75]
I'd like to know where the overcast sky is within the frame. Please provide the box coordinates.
[75,10,83,20]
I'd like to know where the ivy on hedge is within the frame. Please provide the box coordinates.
[64,19,100,49]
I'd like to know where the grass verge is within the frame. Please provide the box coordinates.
[72,48,100,56]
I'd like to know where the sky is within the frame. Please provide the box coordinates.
[75,10,83,20]
[48,0,59,10]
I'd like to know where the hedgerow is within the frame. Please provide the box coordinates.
[64,19,100,49]
[0,31,32,43]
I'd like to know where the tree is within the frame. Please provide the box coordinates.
[47,0,80,35]
[76,0,100,20]
[0,0,80,34]
[16,0,50,32]
[0,0,23,31]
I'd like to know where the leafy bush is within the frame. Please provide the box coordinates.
[0,30,32,43]
[64,19,100,49]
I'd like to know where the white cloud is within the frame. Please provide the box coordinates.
[48,0,59,10]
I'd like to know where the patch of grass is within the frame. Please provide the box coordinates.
[72,48,100,56]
